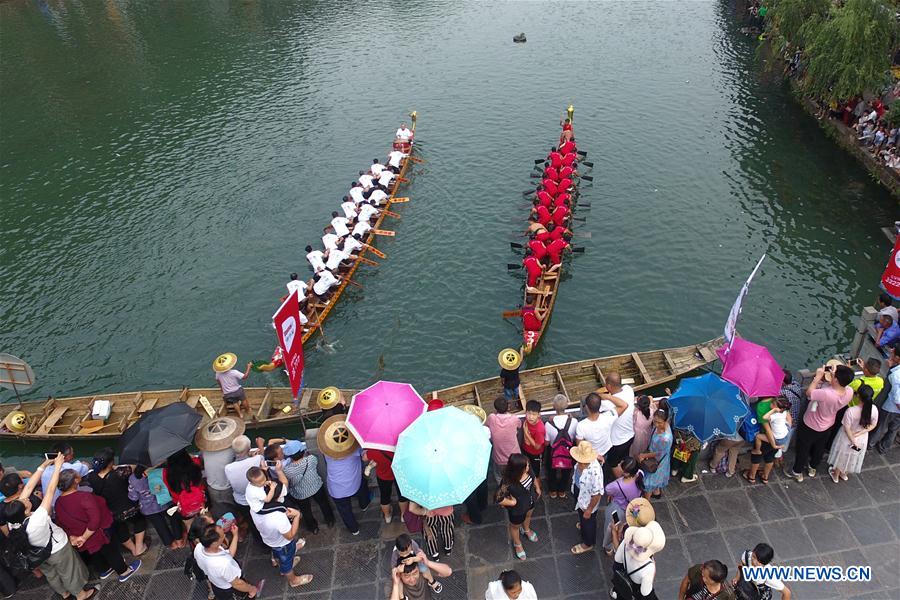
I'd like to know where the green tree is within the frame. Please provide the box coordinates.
[768,0,830,50]
[886,101,900,127]
[801,0,898,102]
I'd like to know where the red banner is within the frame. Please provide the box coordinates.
[883,235,900,301]
[272,291,305,398]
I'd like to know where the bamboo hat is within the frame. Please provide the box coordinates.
[213,353,237,373]
[462,404,487,424]
[498,348,522,370]
[625,497,656,527]
[569,440,598,464]
[317,414,359,459]
[194,416,246,452]
[7,411,27,433]
[317,387,343,410]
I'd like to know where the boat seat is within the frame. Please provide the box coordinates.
[186,395,201,409]
[138,398,158,413]
[36,406,68,436]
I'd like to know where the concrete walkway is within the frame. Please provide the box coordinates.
[12,446,900,599]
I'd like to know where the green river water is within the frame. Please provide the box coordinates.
[1,0,897,466]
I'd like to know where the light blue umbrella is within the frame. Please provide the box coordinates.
[668,373,749,442]
[392,406,491,510]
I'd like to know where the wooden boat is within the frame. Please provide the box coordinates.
[300,112,418,345]
[521,107,584,355]
[0,337,722,440]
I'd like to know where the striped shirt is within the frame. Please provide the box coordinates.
[282,455,323,500]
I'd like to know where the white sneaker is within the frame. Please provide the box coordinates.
[807,467,817,478]
[384,515,392,524]
[680,475,699,483]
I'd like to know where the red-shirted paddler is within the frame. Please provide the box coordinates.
[521,305,543,331]
[549,151,563,169]
[537,190,554,208]
[544,166,560,181]
[528,237,548,262]
[533,204,552,226]
[548,223,571,241]
[542,178,558,196]
[552,204,570,226]
[553,192,571,208]
[557,177,573,193]
[523,250,543,287]
[561,152,576,168]
[558,165,575,180]
[530,223,552,243]
[547,236,570,264]
[559,140,576,155]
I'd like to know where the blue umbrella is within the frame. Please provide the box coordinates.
[392,406,491,510]
[668,373,749,442]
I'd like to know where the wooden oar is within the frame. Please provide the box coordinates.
[522,189,537,196]
[345,278,363,289]
[391,197,410,203]
[396,177,410,183]
[572,247,586,253]
[581,161,594,168]
[507,263,523,270]
[577,150,587,157]
[409,156,425,163]
[533,158,544,164]
[366,246,387,259]
[358,256,379,267]
[382,209,402,219]
[373,229,395,237]
[574,231,592,239]
[502,309,522,318]
[580,175,593,181]
[510,242,524,250]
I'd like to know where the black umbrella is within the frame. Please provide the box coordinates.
[117,402,203,466]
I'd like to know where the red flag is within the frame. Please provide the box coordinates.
[882,235,900,300]
[272,291,305,398]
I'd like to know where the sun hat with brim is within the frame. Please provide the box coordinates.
[878,305,899,325]
[317,386,343,410]
[626,521,666,561]
[194,416,246,452]
[282,439,306,456]
[823,358,844,383]
[213,353,238,373]
[462,404,487,424]
[625,497,656,527]
[569,440,598,464]
[317,414,359,459]
[498,348,522,370]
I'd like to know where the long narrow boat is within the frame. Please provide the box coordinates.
[520,106,583,355]
[300,112,418,345]
[0,337,722,440]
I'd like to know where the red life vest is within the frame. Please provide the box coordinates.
[547,238,569,264]
[535,205,552,226]
[554,192,570,208]
[562,123,573,132]
[552,205,569,226]
[561,153,576,168]
[523,257,543,287]
[557,177,573,192]
[549,226,567,241]
[522,306,542,331]
[559,166,574,180]
[537,190,554,207]
[542,179,558,196]
[544,167,559,181]
[549,152,563,169]
[535,229,552,243]
[528,239,548,260]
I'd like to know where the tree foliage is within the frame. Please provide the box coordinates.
[768,0,831,49]
[886,101,900,127]
[800,0,898,102]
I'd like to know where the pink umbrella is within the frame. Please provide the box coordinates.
[717,338,784,398]
[346,381,427,451]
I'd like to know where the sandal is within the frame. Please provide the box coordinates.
[513,543,526,560]
[549,492,558,498]
[570,544,593,555]
[741,470,757,484]
[759,476,769,485]
[429,581,443,594]
[289,574,314,588]
[519,527,538,542]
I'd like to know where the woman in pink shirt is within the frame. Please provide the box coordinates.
[486,397,522,483]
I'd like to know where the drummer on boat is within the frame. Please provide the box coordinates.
[394,122,413,153]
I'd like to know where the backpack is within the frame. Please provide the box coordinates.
[550,416,575,469]
[0,518,53,573]
[735,551,769,600]
[740,413,760,444]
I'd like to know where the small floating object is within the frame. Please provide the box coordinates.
[513,33,526,43]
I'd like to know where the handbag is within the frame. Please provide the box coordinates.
[402,510,423,534]
[672,444,691,463]
[638,456,659,473]
[611,546,653,600]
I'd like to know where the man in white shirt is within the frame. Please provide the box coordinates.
[370,159,385,176]
[251,504,312,588]
[40,443,90,505]
[285,272,309,301]
[340,197,358,219]
[367,188,388,206]
[358,171,374,189]
[387,149,407,172]
[349,184,366,205]
[576,393,617,458]
[322,233,341,252]
[195,522,260,600]
[342,234,365,256]
[305,246,326,272]
[357,202,380,224]
[484,570,538,600]
[352,220,372,238]
[395,123,413,142]
[328,212,351,237]
[378,169,396,187]
[325,248,356,272]
[312,269,340,299]
[600,372,636,479]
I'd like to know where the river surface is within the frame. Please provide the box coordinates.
[1,0,896,465]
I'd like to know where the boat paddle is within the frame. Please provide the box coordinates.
[381,209,402,219]
[579,175,593,181]
[510,242,524,250]
[366,246,387,259]
[502,309,522,318]
[391,197,410,203]
[344,278,364,289]
[507,263,523,270]
[358,256,379,267]
[372,229,395,237]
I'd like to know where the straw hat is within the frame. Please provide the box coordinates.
[317,386,343,410]
[7,411,27,433]
[625,521,666,561]
[498,348,522,370]
[569,440,598,464]
[317,414,359,459]
[625,497,656,527]
[194,416,245,452]
[213,353,237,373]
[462,404,487,424]
[823,358,844,383]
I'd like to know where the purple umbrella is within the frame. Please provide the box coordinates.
[346,381,427,451]
[717,337,784,398]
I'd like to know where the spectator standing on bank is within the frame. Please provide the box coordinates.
[486,397,522,484]
[869,341,900,454]
[545,394,577,499]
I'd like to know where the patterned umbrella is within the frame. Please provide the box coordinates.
[345,380,427,451]
[392,407,491,509]
[718,338,784,398]
[668,373,749,442]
